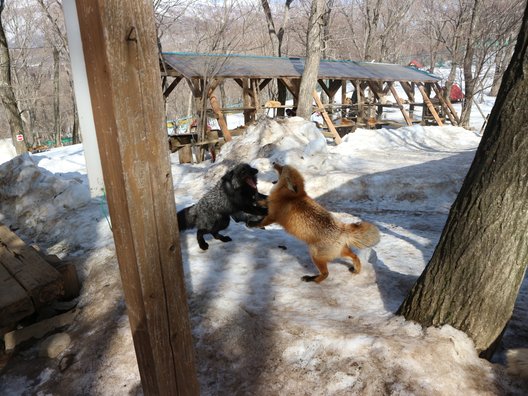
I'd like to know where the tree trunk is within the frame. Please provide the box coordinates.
[363,0,381,61]
[260,0,293,116]
[53,46,62,146]
[460,0,480,129]
[398,1,528,357]
[297,0,325,119]
[0,2,27,154]
[489,38,514,97]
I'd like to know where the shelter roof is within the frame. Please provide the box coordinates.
[162,52,441,83]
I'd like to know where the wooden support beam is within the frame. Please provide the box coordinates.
[242,79,253,124]
[209,95,232,142]
[76,1,199,395]
[251,79,261,116]
[318,79,331,98]
[328,79,343,98]
[259,78,272,91]
[354,80,365,122]
[186,78,202,98]
[317,79,342,101]
[434,82,460,125]
[388,83,413,126]
[399,81,415,119]
[206,78,222,96]
[163,76,182,99]
[417,83,443,126]
[280,78,300,99]
[431,83,458,126]
[313,90,342,144]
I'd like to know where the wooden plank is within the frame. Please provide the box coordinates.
[4,308,78,351]
[417,83,443,126]
[76,1,198,395]
[0,225,63,309]
[312,90,342,144]
[0,262,34,328]
[388,83,413,126]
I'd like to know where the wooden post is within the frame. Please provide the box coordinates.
[251,79,261,117]
[209,94,232,141]
[313,90,342,144]
[355,81,365,123]
[341,80,347,106]
[389,83,413,126]
[75,1,199,395]
[417,83,444,126]
[242,78,252,124]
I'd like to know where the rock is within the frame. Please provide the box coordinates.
[39,332,71,358]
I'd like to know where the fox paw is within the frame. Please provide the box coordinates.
[301,275,318,282]
[199,242,209,250]
[219,236,232,243]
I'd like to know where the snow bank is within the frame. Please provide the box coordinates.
[0,137,17,165]
[204,116,330,182]
[337,125,481,154]
[172,119,481,214]
[0,153,91,234]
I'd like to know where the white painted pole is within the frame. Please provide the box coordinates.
[62,0,105,197]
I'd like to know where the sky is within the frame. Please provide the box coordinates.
[0,93,527,395]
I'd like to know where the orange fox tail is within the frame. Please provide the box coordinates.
[345,222,380,249]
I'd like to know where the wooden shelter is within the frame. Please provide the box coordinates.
[161,52,460,147]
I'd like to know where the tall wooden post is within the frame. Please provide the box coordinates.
[74,1,199,394]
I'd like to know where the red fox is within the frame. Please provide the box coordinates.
[254,163,380,283]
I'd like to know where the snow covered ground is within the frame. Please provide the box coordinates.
[1,110,527,395]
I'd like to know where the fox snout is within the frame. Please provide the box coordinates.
[272,162,284,173]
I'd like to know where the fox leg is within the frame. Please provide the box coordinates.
[302,255,329,283]
[341,246,361,274]
[212,232,232,243]
[248,214,275,228]
[197,230,209,250]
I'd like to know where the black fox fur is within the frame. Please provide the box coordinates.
[177,163,267,250]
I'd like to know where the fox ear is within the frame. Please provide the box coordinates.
[222,170,233,181]
[286,176,298,193]
[222,170,240,189]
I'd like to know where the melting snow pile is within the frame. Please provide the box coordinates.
[0,138,17,165]
[0,153,91,236]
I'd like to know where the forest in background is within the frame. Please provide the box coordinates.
[0,0,524,147]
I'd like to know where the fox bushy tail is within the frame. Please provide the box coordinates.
[177,205,196,231]
[345,222,380,249]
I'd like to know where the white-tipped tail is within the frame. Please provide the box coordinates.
[346,222,380,249]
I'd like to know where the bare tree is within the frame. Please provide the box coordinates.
[260,0,294,114]
[297,0,325,119]
[0,0,27,154]
[37,0,80,144]
[398,0,528,357]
